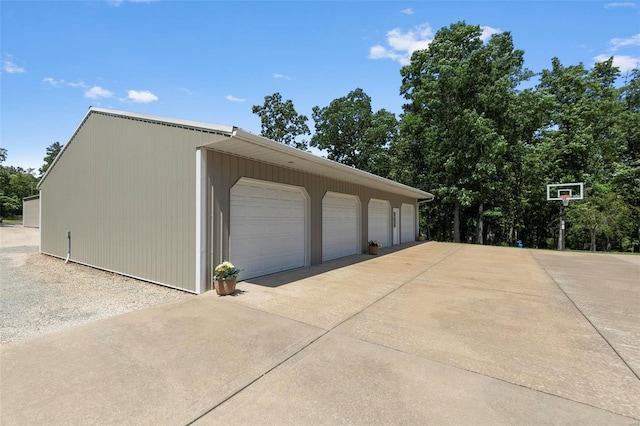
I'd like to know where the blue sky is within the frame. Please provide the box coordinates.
[1,0,639,172]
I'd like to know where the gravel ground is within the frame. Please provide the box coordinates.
[0,225,193,344]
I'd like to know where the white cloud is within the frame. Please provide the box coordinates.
[401,8,414,15]
[68,81,89,88]
[126,90,158,103]
[178,87,193,95]
[369,23,434,66]
[604,2,636,8]
[43,77,65,87]
[3,58,25,73]
[85,86,113,99]
[273,73,291,80]
[594,54,640,72]
[45,78,91,89]
[226,95,246,102]
[369,45,404,63]
[480,26,502,42]
[609,34,640,51]
[107,0,157,6]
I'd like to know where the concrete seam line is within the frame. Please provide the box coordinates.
[184,245,463,425]
[354,336,640,421]
[426,278,565,301]
[530,250,640,382]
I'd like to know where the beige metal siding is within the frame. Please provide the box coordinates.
[39,112,216,292]
[22,196,40,228]
[207,151,418,280]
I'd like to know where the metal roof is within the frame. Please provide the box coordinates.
[40,107,434,200]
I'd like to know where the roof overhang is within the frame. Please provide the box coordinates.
[201,129,434,200]
[39,107,434,200]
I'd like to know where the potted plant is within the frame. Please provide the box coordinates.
[417,232,426,241]
[213,261,242,295]
[368,240,382,255]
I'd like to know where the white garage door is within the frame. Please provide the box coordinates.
[368,199,390,247]
[230,179,307,280]
[322,192,359,261]
[401,203,416,243]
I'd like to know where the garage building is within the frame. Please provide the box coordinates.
[22,195,40,228]
[38,108,433,293]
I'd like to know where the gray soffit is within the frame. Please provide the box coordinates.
[204,129,434,200]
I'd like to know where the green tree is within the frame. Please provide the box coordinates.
[0,150,38,218]
[252,93,310,150]
[535,58,632,250]
[399,22,531,243]
[566,183,631,251]
[311,88,396,177]
[39,141,63,177]
[537,58,624,184]
[614,69,640,251]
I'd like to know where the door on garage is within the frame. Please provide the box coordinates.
[392,208,400,245]
[230,178,309,280]
[368,199,390,247]
[401,203,416,243]
[322,192,360,261]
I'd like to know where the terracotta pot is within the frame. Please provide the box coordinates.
[214,277,237,296]
[417,235,425,241]
[368,246,379,255]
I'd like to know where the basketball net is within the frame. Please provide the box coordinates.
[561,194,570,207]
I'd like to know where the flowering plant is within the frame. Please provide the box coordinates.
[368,240,382,247]
[213,261,242,281]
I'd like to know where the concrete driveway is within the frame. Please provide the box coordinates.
[1,243,639,425]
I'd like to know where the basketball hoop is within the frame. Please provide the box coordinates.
[547,182,584,252]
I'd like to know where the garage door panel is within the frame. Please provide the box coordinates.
[323,193,359,261]
[230,180,306,280]
[368,199,390,248]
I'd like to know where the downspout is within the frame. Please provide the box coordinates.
[65,231,71,264]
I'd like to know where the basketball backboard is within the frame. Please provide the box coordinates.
[546,182,584,201]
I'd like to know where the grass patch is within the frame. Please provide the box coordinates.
[1,215,23,225]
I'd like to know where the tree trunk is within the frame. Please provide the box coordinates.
[475,203,484,245]
[590,229,597,251]
[453,200,461,243]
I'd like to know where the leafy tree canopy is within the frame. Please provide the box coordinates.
[0,149,38,218]
[311,88,396,177]
[252,93,310,150]
[39,141,63,177]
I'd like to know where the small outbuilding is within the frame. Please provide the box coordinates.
[22,195,40,228]
[38,108,434,293]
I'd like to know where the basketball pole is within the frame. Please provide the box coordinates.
[547,183,583,252]
[559,195,570,251]
[560,202,565,251]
